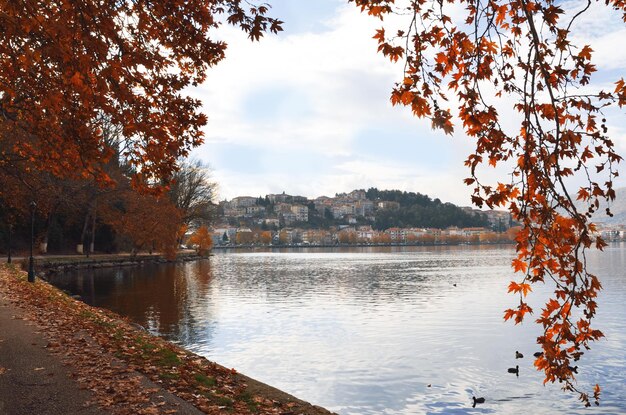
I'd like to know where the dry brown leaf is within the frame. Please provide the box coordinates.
[1,265,335,415]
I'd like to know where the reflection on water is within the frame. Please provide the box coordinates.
[49,245,626,414]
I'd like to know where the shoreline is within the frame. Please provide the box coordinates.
[13,252,207,280]
[11,243,518,278]
[212,241,516,250]
[0,264,336,415]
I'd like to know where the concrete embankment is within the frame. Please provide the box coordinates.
[14,252,206,280]
[0,264,336,415]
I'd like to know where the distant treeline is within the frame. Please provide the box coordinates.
[364,188,490,230]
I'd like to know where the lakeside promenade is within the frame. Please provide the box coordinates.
[0,264,335,415]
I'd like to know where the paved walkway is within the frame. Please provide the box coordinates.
[0,297,106,415]
[0,287,204,415]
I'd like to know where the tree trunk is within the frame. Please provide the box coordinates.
[89,201,97,255]
[39,211,54,254]
[80,211,90,256]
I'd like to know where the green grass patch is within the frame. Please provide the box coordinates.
[93,318,114,328]
[194,373,217,388]
[79,310,97,320]
[237,392,259,413]
[201,392,234,410]
[214,395,233,408]
[158,372,180,380]
[78,308,114,328]
[156,348,181,367]
[135,337,157,352]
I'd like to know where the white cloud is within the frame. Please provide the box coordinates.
[560,0,626,70]
[192,4,400,154]
[327,159,472,204]
[190,0,626,204]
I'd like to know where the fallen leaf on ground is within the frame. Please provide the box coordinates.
[1,265,335,415]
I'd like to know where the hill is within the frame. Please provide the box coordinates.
[365,188,490,230]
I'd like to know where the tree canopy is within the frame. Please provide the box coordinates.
[169,159,216,227]
[0,0,282,187]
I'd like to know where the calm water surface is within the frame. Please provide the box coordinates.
[50,245,626,414]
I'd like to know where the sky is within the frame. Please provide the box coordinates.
[189,0,626,206]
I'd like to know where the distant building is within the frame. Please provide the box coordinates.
[302,229,332,245]
[461,227,488,236]
[235,227,254,244]
[223,207,245,217]
[268,192,290,204]
[245,205,266,216]
[333,204,356,219]
[278,228,295,244]
[405,228,427,239]
[211,226,238,245]
[483,210,512,230]
[231,196,257,208]
[291,195,308,205]
[265,218,280,228]
[357,226,374,241]
[281,212,297,226]
[355,199,374,216]
[348,190,367,200]
[276,203,293,213]
[386,227,406,242]
[377,201,400,210]
[291,204,309,222]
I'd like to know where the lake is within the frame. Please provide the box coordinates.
[49,245,626,414]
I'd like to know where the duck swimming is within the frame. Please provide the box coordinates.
[472,397,485,408]
[508,365,519,376]
[515,351,524,359]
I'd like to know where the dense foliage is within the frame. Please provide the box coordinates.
[0,149,215,257]
[373,202,489,230]
[0,0,282,187]
[366,188,490,229]
[365,188,434,206]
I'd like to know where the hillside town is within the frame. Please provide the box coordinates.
[207,188,626,247]
[210,189,517,247]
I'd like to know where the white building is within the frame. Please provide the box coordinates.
[231,196,257,208]
[291,204,309,222]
